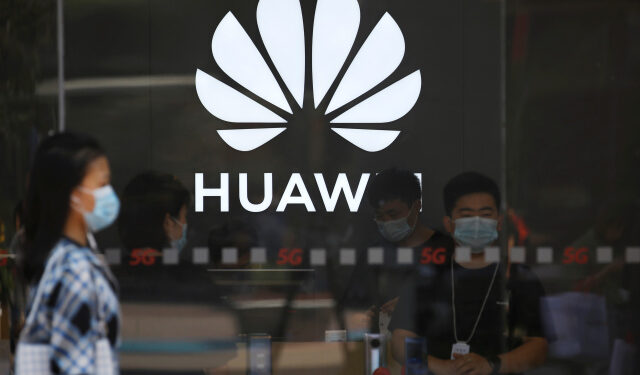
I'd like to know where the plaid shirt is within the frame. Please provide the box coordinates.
[21,238,120,374]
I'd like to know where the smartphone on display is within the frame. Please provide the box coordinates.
[249,335,272,375]
[405,337,428,375]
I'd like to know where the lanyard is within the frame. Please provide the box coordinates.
[451,257,499,344]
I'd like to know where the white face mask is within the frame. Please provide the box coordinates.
[170,217,187,252]
[453,216,499,253]
[375,209,416,243]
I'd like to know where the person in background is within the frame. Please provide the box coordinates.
[390,172,548,375]
[8,200,25,372]
[17,132,120,374]
[571,194,637,297]
[341,168,454,335]
[13,201,24,234]
[118,171,190,257]
[568,194,638,374]
[369,168,452,254]
[8,200,25,255]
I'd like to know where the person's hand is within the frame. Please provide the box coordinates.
[429,356,463,375]
[362,305,376,326]
[381,297,399,314]
[365,305,377,318]
[453,353,493,375]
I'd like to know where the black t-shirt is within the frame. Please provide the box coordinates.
[338,230,454,310]
[388,256,545,362]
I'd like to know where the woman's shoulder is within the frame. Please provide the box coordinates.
[51,237,100,274]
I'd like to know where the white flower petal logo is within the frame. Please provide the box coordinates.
[195,0,421,152]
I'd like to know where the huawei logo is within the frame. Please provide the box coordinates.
[195,0,421,152]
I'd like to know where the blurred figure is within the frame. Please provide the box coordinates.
[7,200,25,255]
[367,168,453,329]
[506,209,530,247]
[118,171,190,256]
[13,201,24,236]
[369,168,453,251]
[571,194,637,296]
[17,132,120,374]
[573,194,636,250]
[117,172,242,374]
[390,172,548,374]
[337,168,454,342]
[504,209,530,279]
[552,193,640,374]
[8,200,25,371]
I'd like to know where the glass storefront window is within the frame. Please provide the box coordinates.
[1,0,639,374]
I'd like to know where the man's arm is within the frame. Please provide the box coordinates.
[391,328,417,363]
[454,337,548,375]
[394,329,548,375]
[448,337,547,375]
[496,265,549,373]
[391,329,463,375]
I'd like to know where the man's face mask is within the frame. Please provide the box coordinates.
[453,216,498,253]
[375,204,417,243]
[71,185,120,233]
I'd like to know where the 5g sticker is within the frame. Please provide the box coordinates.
[420,247,446,265]
[129,248,160,266]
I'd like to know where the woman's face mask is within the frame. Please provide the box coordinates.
[453,216,499,253]
[170,217,188,252]
[72,185,120,233]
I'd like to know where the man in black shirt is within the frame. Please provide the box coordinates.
[367,169,453,317]
[339,169,453,331]
[389,172,548,374]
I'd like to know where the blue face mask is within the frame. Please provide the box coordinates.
[170,217,187,252]
[73,185,120,233]
[375,202,418,243]
[453,216,498,253]
[376,214,415,243]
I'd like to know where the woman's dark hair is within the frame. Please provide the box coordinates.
[118,171,190,251]
[443,171,501,216]
[367,168,421,209]
[20,132,105,283]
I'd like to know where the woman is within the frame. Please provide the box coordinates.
[117,171,190,255]
[17,132,120,374]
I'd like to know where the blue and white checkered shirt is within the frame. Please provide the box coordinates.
[21,238,120,374]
